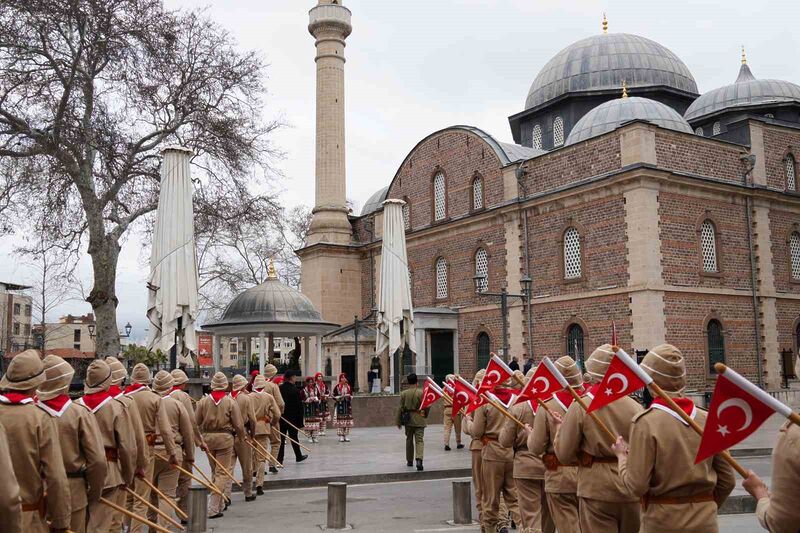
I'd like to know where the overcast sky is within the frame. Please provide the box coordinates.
[2,0,799,342]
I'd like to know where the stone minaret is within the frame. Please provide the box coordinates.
[307,0,352,244]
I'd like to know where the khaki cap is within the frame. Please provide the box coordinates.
[473,369,486,388]
[84,360,113,394]
[253,375,267,390]
[171,369,189,386]
[232,374,248,392]
[37,355,75,401]
[554,356,584,388]
[585,344,614,383]
[641,344,686,393]
[105,356,128,385]
[152,370,175,395]
[211,372,228,391]
[0,350,45,391]
[131,363,152,385]
[264,364,278,378]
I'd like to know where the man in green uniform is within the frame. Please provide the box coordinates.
[396,373,428,471]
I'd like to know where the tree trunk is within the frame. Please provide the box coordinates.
[87,235,121,358]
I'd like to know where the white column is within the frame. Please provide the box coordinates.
[259,332,266,374]
[415,328,426,376]
[389,349,396,394]
[213,334,222,372]
[316,336,323,374]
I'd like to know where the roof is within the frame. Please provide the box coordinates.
[525,33,698,111]
[0,281,32,291]
[565,96,693,145]
[360,187,389,216]
[684,62,800,122]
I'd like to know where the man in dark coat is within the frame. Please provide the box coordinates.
[277,371,307,463]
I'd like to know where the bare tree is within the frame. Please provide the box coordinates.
[0,0,282,356]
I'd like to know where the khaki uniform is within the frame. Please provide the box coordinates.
[168,387,204,515]
[251,390,281,488]
[82,395,136,531]
[554,394,643,533]
[232,392,257,498]
[500,402,553,533]
[39,399,107,533]
[617,405,735,533]
[464,410,509,527]
[196,394,245,516]
[265,380,285,455]
[151,396,194,528]
[443,402,462,447]
[528,395,580,532]
[396,385,427,462]
[108,391,146,533]
[755,421,800,532]
[0,420,21,533]
[469,402,520,531]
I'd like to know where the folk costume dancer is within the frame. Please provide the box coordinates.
[0,350,70,533]
[125,363,173,533]
[264,364,285,473]
[151,371,195,528]
[37,355,107,533]
[81,359,136,531]
[611,345,736,533]
[0,419,22,533]
[554,344,643,533]
[169,368,209,516]
[196,372,246,519]
[251,374,281,494]
[315,372,330,436]
[500,371,553,533]
[442,374,463,451]
[231,374,257,502]
[332,373,354,442]
[301,376,321,443]
[528,356,584,532]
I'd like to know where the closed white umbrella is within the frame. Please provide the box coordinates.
[147,146,198,367]
[376,199,415,392]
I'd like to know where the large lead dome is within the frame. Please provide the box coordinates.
[525,33,698,111]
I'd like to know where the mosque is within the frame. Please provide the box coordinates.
[298,1,800,394]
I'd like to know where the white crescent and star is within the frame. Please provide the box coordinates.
[455,391,469,405]
[606,373,628,395]
[533,376,550,393]
[717,398,753,432]
[486,369,501,383]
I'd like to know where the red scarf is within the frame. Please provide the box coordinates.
[38,394,72,417]
[124,383,147,395]
[81,391,112,412]
[170,386,182,393]
[0,392,34,405]
[108,385,123,398]
[210,390,226,405]
[551,390,575,411]
[230,390,241,399]
[651,397,695,419]
[586,383,602,399]
[493,387,517,405]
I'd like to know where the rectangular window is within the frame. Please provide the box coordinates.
[13,322,20,335]
[25,305,31,316]
[74,329,81,342]
[73,343,80,350]
[13,303,20,315]
[230,343,238,353]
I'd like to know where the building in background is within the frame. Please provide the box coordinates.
[36,313,97,354]
[0,281,34,355]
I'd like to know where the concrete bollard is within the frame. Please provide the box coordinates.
[326,482,347,529]
[452,480,472,525]
[187,485,209,533]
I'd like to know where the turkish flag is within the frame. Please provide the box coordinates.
[514,357,565,406]
[465,392,488,415]
[443,383,455,397]
[586,349,650,413]
[695,371,785,463]
[478,355,514,393]
[452,377,480,415]
[419,378,444,411]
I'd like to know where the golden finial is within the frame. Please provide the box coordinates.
[602,13,608,34]
[621,79,628,98]
[267,258,278,280]
[741,45,747,65]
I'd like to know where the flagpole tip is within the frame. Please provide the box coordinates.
[714,362,728,375]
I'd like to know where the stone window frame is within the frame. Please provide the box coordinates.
[402,195,412,231]
[431,168,449,224]
[434,256,449,301]
[470,172,485,213]
[473,245,490,294]
[782,148,797,193]
[702,311,726,376]
[696,214,724,278]
[793,316,800,358]
[559,220,587,284]
[475,330,492,370]
[786,224,800,284]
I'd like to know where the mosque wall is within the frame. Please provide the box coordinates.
[762,126,800,191]
[653,130,746,184]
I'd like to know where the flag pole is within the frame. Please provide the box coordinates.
[481,393,525,428]
[565,386,617,444]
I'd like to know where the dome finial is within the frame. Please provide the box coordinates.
[621,79,628,98]
[267,258,278,280]
[741,45,747,65]
[602,13,608,34]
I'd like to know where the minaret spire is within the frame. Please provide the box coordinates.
[741,45,747,65]
[602,13,608,34]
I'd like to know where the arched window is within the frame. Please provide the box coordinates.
[402,201,411,230]
[566,324,585,370]
[765,113,774,119]
[700,220,719,273]
[707,319,725,372]
[563,227,582,279]
[695,126,703,136]
[474,248,488,293]
[786,155,796,191]
[712,121,721,135]
[553,116,565,147]
[532,124,543,150]
[476,332,491,370]
[790,232,800,280]
[435,257,447,299]
[472,176,484,211]
[433,172,446,221]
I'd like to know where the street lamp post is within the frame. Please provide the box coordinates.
[473,275,532,358]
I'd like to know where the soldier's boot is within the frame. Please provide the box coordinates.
[416,459,424,471]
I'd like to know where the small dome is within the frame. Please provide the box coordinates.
[525,33,698,110]
[565,96,693,145]
[684,62,800,122]
[360,186,389,216]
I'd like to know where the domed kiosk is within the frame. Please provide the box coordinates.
[202,261,338,373]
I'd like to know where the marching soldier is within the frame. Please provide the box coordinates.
[37,355,107,533]
[264,364,285,473]
[554,344,642,533]
[81,359,136,531]
[196,372,246,519]
[231,374,257,502]
[170,368,208,517]
[442,374,463,451]
[742,421,800,532]
[396,373,427,471]
[462,369,486,524]
[151,371,195,528]
[0,350,70,532]
[0,419,22,533]
[500,370,553,533]
[610,344,735,533]
[252,374,281,494]
[527,356,583,532]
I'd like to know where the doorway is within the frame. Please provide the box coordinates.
[341,355,356,387]
[430,331,454,385]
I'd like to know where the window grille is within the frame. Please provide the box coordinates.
[566,324,585,370]
[476,332,491,369]
[435,258,447,299]
[790,232,800,280]
[765,113,774,119]
[701,221,718,272]
[472,177,483,210]
[563,227,582,279]
[786,155,796,191]
[402,202,411,230]
[532,124,543,150]
[695,127,703,136]
[475,248,488,293]
[433,172,446,221]
[553,116,565,146]
[712,121,721,135]
[707,319,725,372]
